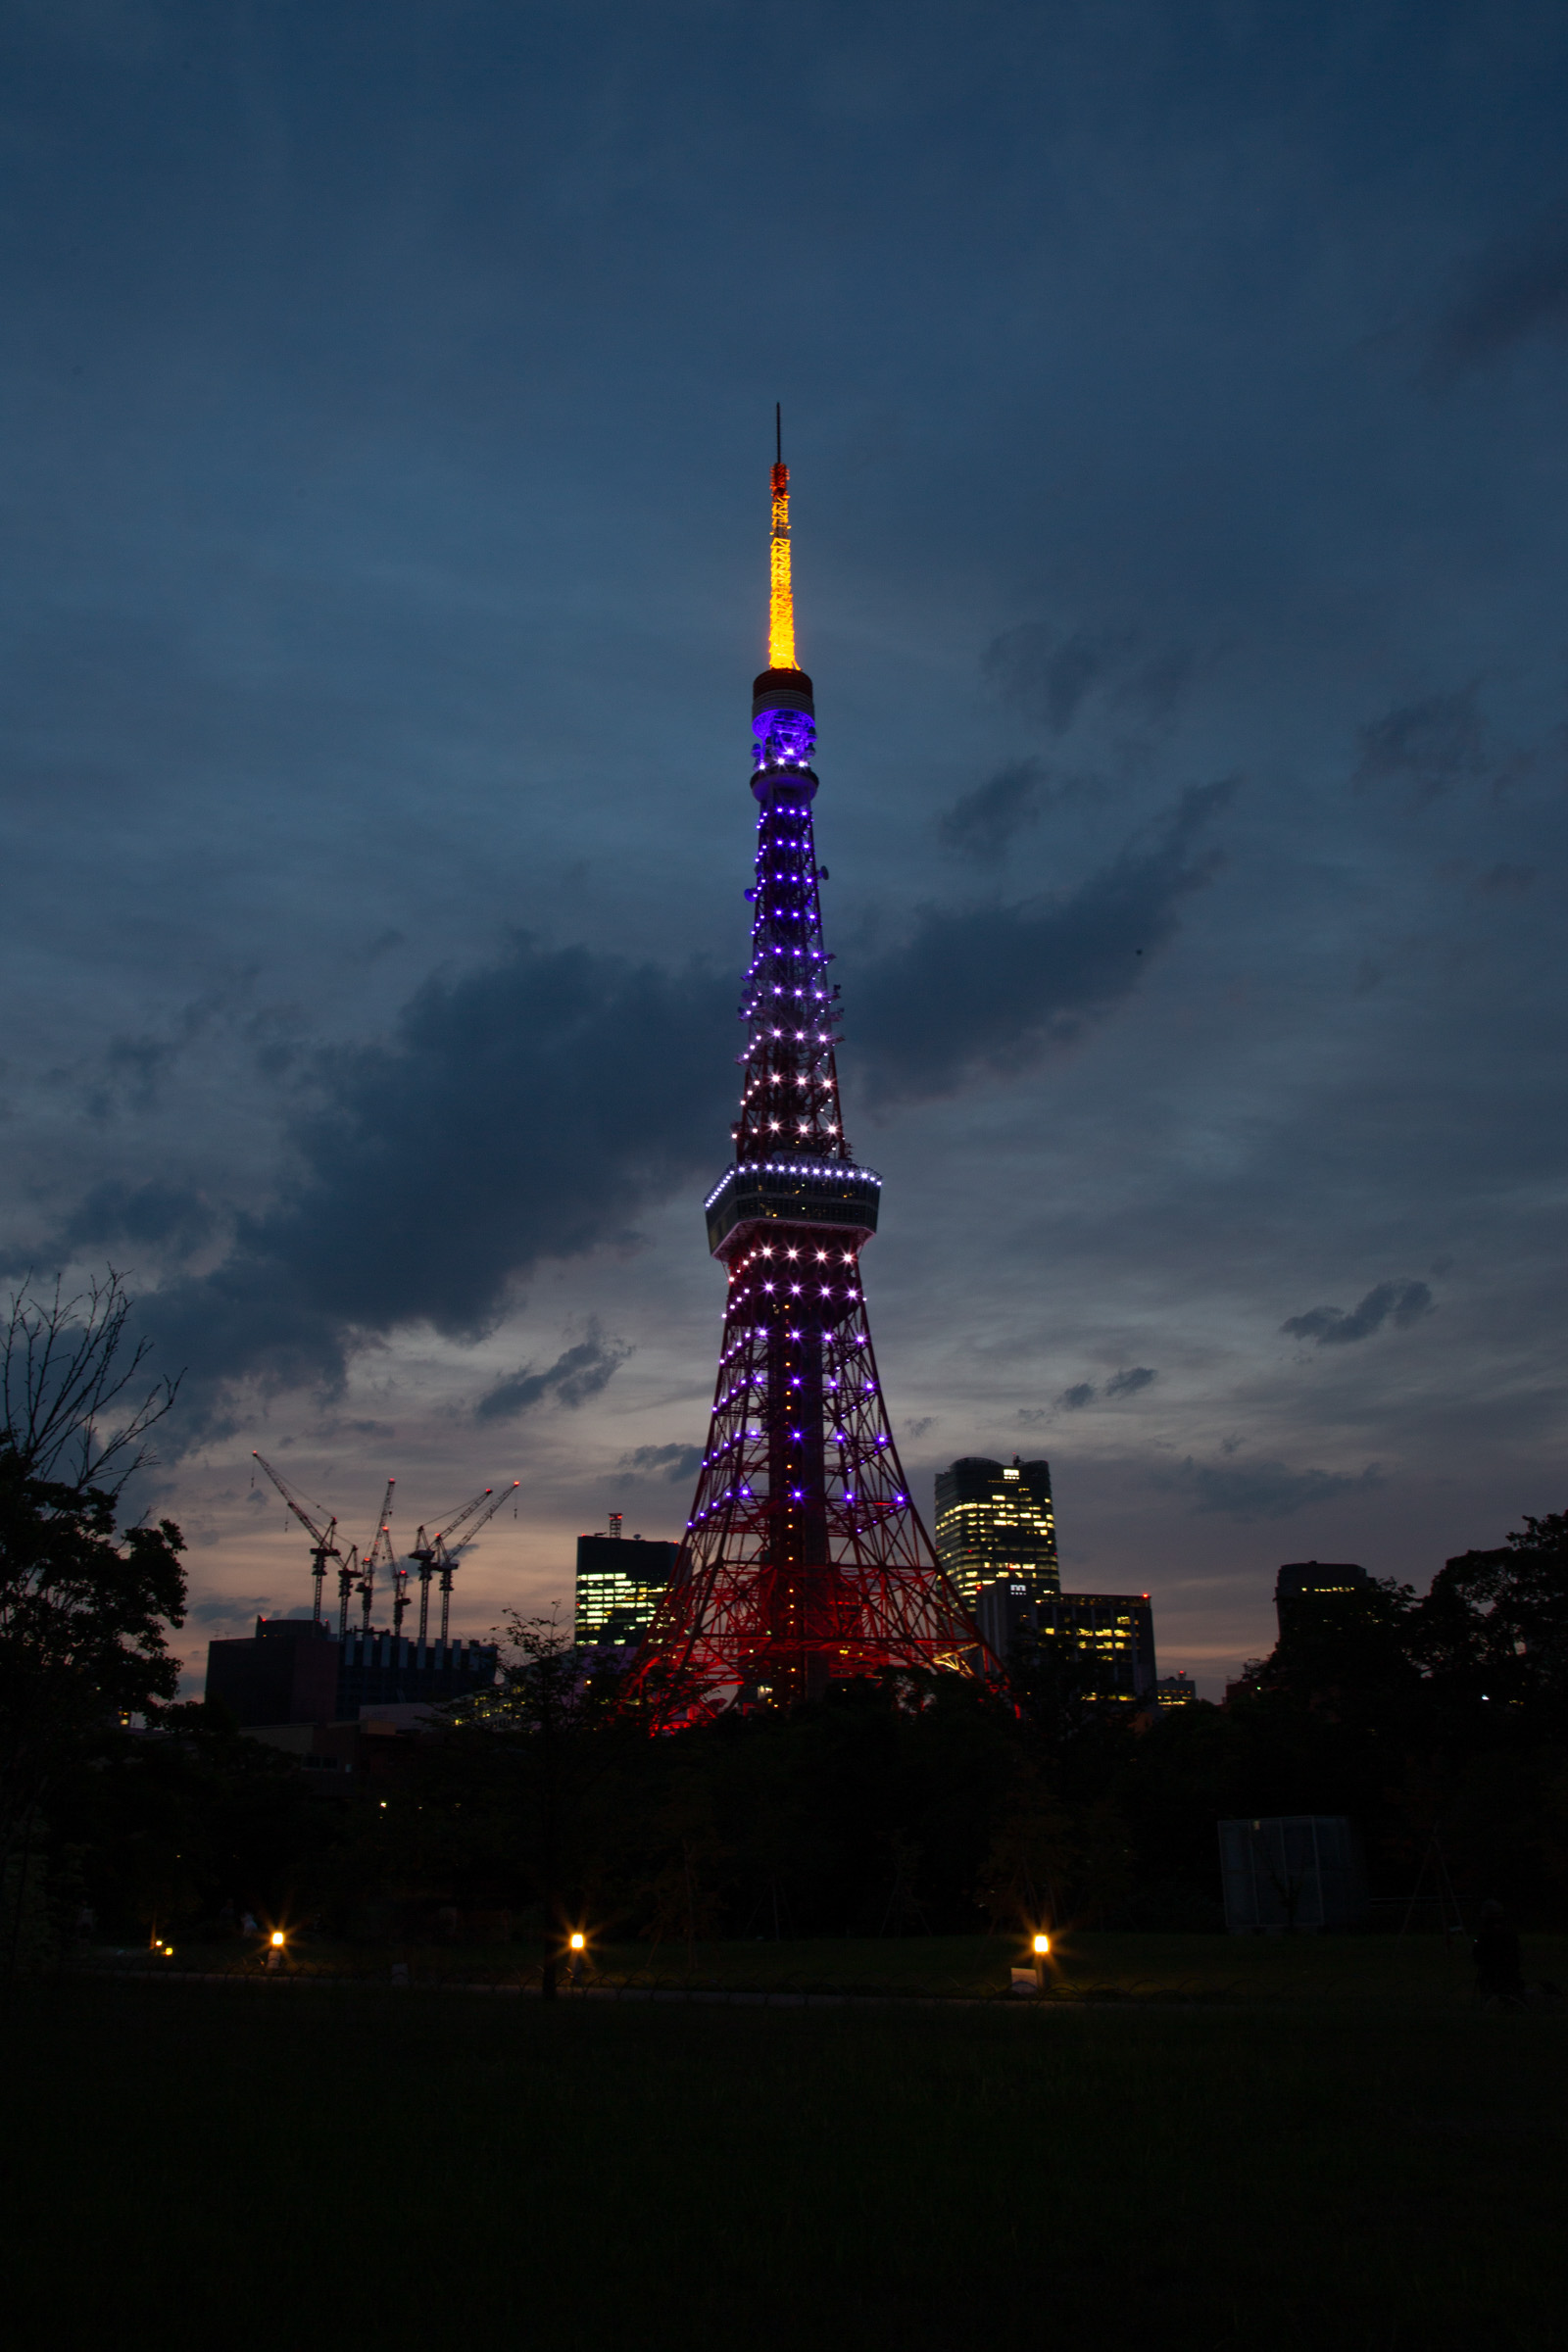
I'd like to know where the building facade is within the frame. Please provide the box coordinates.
[1154,1672,1198,1708]
[205,1616,497,1726]
[1274,1560,1371,1642]
[206,1616,339,1727]
[974,1579,1157,1708]
[574,1531,679,1647]
[934,1457,1060,1605]
[335,1633,499,1714]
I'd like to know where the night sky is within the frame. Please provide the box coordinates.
[6,2,1568,1694]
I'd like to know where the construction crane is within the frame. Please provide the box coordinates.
[356,1478,396,1636]
[408,1481,520,1644]
[253,1452,340,1627]
[334,1545,360,1640]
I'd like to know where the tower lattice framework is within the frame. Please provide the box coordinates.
[626,447,990,1719]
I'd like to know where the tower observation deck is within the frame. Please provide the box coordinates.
[624,438,992,1719]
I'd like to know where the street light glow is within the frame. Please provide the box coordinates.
[568,1933,586,1951]
[1032,1934,1051,1955]
[270,1930,285,1947]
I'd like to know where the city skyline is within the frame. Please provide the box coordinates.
[3,5,1566,1698]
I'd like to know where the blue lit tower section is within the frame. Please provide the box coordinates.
[625,453,988,1718]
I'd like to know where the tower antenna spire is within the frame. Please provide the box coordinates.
[767,415,795,670]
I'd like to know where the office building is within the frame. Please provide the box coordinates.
[935,1456,1060,1605]
[974,1578,1156,1707]
[1274,1560,1371,1643]
[1154,1672,1198,1708]
[575,1529,679,1646]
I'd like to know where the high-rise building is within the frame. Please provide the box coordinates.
[1274,1560,1370,1642]
[1154,1672,1198,1708]
[974,1580,1156,1708]
[575,1530,679,1647]
[934,1456,1059,1604]
[624,436,987,1718]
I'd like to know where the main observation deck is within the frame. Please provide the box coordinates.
[704,1157,882,1257]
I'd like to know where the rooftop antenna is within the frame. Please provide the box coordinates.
[775,402,782,466]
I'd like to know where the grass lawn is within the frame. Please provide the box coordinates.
[7,1952,1566,2351]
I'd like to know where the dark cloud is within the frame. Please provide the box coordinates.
[856,782,1231,1106]
[937,761,1043,861]
[58,1180,215,1262]
[982,623,1194,735]
[1429,205,1568,377]
[130,936,735,1442]
[984,624,1127,733]
[1352,690,1488,800]
[185,1592,276,1630]
[1282,1281,1435,1347]
[1160,1457,1385,1521]
[0,1179,217,1279]
[473,1324,631,1424]
[621,1441,704,1484]
[1121,647,1197,727]
[1050,1367,1156,1411]
[74,980,260,1120]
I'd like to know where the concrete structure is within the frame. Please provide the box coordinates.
[935,1456,1059,1605]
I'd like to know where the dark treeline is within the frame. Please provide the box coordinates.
[19,1517,1568,1958]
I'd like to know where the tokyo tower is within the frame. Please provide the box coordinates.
[626,428,991,1719]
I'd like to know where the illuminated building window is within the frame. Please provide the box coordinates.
[934,1454,1059,1605]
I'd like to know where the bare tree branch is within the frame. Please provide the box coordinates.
[0,1269,179,1494]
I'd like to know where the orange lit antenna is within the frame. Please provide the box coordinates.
[768,402,795,671]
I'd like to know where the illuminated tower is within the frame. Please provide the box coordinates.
[626,437,990,1718]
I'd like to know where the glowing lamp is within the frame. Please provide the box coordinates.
[1032,1934,1051,1956]
[270,1930,285,1948]
[568,1933,586,1952]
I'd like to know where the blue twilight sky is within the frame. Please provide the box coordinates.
[4,0,1568,1693]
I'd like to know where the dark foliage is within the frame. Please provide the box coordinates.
[0,1446,187,1859]
[26,1512,1568,1951]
